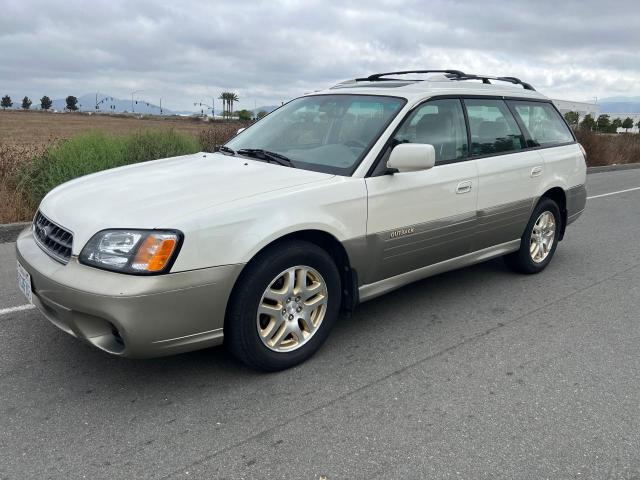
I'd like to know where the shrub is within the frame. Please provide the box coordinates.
[198,123,243,152]
[124,130,201,163]
[14,130,200,211]
[574,129,640,167]
[0,143,46,223]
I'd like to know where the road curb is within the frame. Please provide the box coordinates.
[0,222,29,244]
[587,163,640,174]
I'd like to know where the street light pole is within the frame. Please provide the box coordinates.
[194,101,214,118]
[130,90,143,113]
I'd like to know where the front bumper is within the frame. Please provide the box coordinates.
[16,229,244,358]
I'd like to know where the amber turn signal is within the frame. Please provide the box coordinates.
[132,234,179,272]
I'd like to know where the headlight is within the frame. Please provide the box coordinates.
[79,229,183,274]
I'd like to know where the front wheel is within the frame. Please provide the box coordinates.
[504,197,561,274]
[225,240,341,371]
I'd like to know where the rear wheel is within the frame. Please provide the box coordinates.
[225,240,341,371]
[504,197,561,274]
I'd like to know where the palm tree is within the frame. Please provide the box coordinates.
[218,92,240,119]
[218,92,228,119]
[228,92,239,117]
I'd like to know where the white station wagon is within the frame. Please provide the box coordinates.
[16,70,586,370]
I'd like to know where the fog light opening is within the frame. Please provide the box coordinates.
[111,324,124,346]
[88,323,126,354]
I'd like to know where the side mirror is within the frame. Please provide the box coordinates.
[237,128,245,134]
[387,143,436,173]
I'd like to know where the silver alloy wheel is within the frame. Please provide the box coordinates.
[256,266,328,352]
[530,211,556,263]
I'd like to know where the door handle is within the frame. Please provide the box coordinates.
[531,166,543,177]
[456,180,472,194]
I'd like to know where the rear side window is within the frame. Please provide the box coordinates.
[464,99,525,156]
[392,98,468,164]
[509,101,574,147]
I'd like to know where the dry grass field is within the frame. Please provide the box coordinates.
[0,110,241,223]
[0,110,214,146]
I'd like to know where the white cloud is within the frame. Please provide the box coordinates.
[1,0,639,110]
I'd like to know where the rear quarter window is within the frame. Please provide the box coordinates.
[509,101,574,147]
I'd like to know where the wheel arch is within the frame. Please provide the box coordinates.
[226,229,359,324]
[539,186,567,240]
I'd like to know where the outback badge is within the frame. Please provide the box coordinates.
[390,227,415,239]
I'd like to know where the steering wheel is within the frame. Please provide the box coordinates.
[343,139,367,149]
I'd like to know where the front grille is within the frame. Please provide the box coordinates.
[33,211,73,264]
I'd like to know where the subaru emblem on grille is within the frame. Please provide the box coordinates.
[37,225,49,240]
[33,211,73,264]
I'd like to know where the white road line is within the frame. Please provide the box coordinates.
[0,304,35,316]
[588,186,640,200]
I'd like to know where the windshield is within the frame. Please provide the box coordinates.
[225,94,406,175]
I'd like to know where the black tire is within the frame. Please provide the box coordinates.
[225,240,341,371]
[504,197,562,274]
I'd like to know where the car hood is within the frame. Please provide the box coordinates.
[39,152,333,251]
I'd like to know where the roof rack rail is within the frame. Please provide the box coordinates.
[446,73,536,91]
[354,69,467,82]
[350,69,536,91]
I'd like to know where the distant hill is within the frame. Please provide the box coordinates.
[5,96,281,116]
[252,105,279,115]
[44,93,184,115]
[598,97,640,114]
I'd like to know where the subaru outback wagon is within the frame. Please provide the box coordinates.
[16,70,586,370]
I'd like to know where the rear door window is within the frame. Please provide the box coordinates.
[508,101,574,147]
[464,99,525,156]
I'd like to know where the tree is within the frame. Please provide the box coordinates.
[21,96,32,110]
[1,95,12,109]
[65,95,78,111]
[622,117,634,132]
[637,120,640,132]
[218,92,230,119]
[218,91,239,119]
[564,111,580,126]
[228,92,239,117]
[257,110,268,119]
[40,95,52,111]
[596,114,611,133]
[580,113,596,130]
[611,118,623,133]
[236,109,252,121]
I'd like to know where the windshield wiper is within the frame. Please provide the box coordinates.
[216,145,236,155]
[236,148,296,168]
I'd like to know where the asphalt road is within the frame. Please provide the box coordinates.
[1,169,640,480]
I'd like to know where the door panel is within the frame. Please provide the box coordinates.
[475,150,543,249]
[363,160,478,284]
[463,98,543,250]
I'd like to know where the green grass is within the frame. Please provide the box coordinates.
[15,130,201,210]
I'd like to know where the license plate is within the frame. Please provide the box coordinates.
[17,260,33,304]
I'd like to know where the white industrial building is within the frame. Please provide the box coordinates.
[552,99,599,118]
[551,99,639,133]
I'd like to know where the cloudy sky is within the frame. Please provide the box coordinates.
[2,0,640,111]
